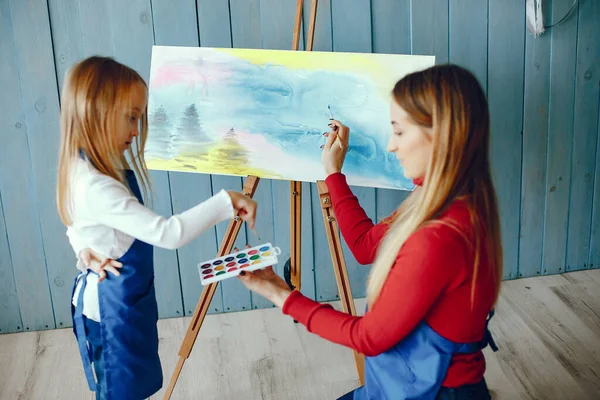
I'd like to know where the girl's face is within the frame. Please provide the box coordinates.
[115,82,148,154]
[387,100,433,180]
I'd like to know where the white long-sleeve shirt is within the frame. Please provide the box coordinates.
[68,157,234,321]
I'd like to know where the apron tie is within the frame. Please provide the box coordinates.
[73,271,98,391]
[481,309,499,352]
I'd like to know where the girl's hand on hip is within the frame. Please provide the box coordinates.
[322,119,350,176]
[227,191,258,229]
[79,248,122,282]
[234,246,292,308]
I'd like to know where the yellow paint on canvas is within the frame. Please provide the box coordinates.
[212,48,429,94]
[145,138,285,180]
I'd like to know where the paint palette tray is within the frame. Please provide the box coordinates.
[197,243,281,285]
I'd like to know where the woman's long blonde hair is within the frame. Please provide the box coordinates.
[366,64,503,308]
[57,56,152,226]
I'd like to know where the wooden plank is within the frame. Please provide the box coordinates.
[76,0,114,58]
[316,0,374,301]
[229,0,262,49]
[10,0,71,329]
[150,0,206,317]
[149,0,198,47]
[0,1,55,331]
[197,0,232,48]
[371,0,410,56]
[46,0,84,91]
[0,189,22,334]
[542,0,579,275]
[303,0,332,52]
[591,102,600,269]
[519,7,552,278]
[411,0,449,63]
[566,0,600,272]
[371,0,411,230]
[488,0,525,280]
[490,290,592,399]
[449,0,488,91]
[260,0,301,50]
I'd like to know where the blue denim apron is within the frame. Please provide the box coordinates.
[71,169,162,400]
[342,311,498,400]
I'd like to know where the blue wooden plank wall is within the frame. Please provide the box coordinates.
[0,0,598,334]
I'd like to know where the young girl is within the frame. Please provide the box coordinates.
[237,64,501,399]
[57,56,258,400]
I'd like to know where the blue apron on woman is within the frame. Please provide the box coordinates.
[71,169,162,400]
[340,311,498,400]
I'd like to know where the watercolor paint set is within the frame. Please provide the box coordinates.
[197,243,281,285]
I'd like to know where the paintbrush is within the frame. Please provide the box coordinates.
[328,105,343,149]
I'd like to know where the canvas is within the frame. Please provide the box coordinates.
[145,46,435,190]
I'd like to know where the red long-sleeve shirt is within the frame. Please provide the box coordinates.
[282,173,497,387]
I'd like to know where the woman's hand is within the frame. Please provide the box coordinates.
[235,246,292,308]
[78,248,122,282]
[321,119,350,176]
[227,191,258,229]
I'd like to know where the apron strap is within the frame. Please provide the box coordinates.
[73,271,98,391]
[455,309,499,354]
[481,308,499,352]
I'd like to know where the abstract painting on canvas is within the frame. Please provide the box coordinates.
[145,46,435,191]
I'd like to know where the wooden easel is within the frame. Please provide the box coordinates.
[163,1,364,398]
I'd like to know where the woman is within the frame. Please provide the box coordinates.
[237,64,501,400]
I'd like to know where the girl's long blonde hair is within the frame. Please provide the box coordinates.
[57,56,152,226]
[366,64,503,308]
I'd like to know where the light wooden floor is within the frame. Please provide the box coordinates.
[1,270,599,400]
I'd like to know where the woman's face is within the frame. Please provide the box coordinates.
[387,100,433,180]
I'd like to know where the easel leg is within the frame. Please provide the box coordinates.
[163,176,260,400]
[289,181,302,291]
[317,181,366,386]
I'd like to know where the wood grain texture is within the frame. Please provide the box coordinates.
[411,0,449,63]
[488,0,525,280]
[592,107,600,269]
[47,0,84,91]
[371,0,411,56]
[0,189,22,334]
[302,0,331,52]
[449,0,488,91]
[566,0,600,272]
[12,0,81,328]
[1,270,599,399]
[0,0,56,332]
[542,0,579,276]
[519,5,552,278]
